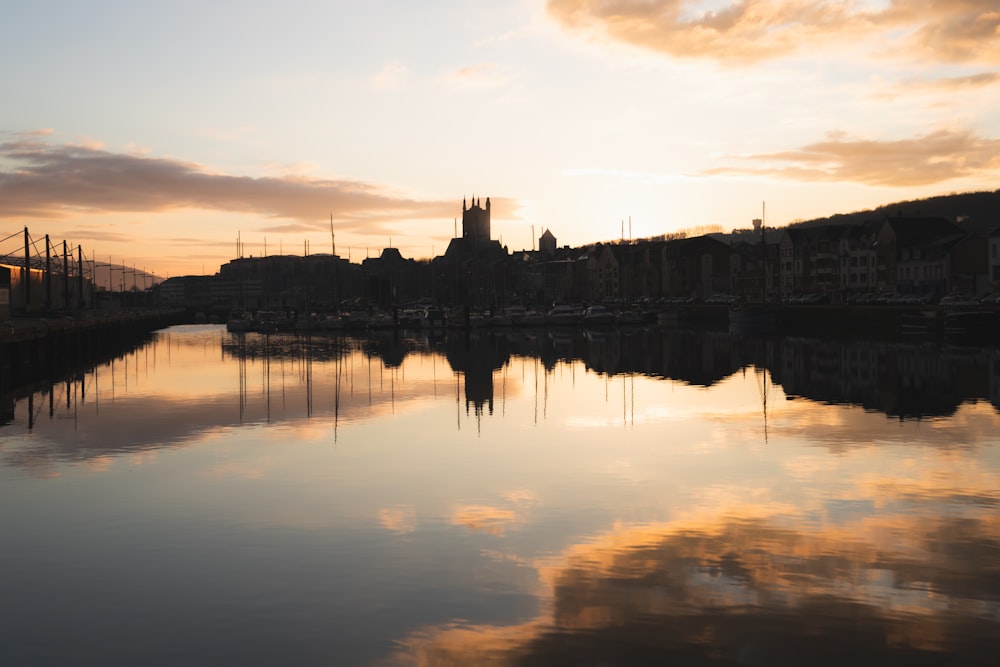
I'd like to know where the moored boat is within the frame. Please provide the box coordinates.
[582,304,616,326]
[225,309,252,333]
[546,303,581,326]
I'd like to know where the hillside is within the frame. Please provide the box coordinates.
[789,189,1000,229]
[710,190,1000,244]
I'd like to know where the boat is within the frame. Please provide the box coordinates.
[319,313,346,331]
[505,305,544,327]
[899,309,944,337]
[582,304,616,326]
[546,303,581,326]
[944,310,999,343]
[250,311,279,334]
[617,306,650,326]
[341,311,369,330]
[225,309,252,333]
[368,311,396,329]
[488,310,513,327]
[420,307,447,329]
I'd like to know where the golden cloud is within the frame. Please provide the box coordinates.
[707,129,1000,186]
[546,0,1000,65]
[888,71,1000,96]
[451,504,521,536]
[390,509,1000,665]
[0,136,517,232]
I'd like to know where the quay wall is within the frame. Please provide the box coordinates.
[780,305,905,336]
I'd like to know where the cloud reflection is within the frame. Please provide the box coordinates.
[391,509,1000,665]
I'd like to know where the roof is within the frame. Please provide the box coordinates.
[880,216,965,248]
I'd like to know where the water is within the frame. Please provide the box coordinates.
[2,324,999,665]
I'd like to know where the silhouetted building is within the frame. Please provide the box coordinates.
[438,196,509,307]
[463,196,491,243]
[876,216,966,296]
[539,229,556,256]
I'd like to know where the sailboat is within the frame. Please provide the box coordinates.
[729,203,780,334]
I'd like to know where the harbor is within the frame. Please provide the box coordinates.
[2,323,999,665]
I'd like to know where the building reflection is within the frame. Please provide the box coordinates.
[772,338,999,419]
[444,334,511,417]
[7,325,1000,465]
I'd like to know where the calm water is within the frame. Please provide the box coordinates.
[2,324,999,666]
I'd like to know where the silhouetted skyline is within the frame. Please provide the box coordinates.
[2,1,998,278]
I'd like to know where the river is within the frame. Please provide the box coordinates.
[2,324,999,665]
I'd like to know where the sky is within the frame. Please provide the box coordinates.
[1,0,999,278]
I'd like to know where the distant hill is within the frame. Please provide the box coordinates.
[787,189,1000,229]
[711,190,1000,243]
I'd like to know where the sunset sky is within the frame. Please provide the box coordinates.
[2,0,999,278]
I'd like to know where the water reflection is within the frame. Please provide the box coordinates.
[5,325,1000,473]
[393,511,1000,666]
[1,324,999,665]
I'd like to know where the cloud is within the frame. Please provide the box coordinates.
[878,71,1000,98]
[442,63,511,90]
[707,129,1000,186]
[885,0,1000,64]
[371,62,409,91]
[545,0,1000,65]
[0,137,470,235]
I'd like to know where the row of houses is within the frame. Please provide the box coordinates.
[516,213,998,306]
[153,213,997,315]
[778,215,996,300]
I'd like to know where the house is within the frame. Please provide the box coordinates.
[660,235,739,301]
[876,216,966,296]
[779,223,879,302]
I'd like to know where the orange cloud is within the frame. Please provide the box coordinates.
[0,135,518,233]
[451,504,521,536]
[391,510,1000,665]
[872,71,1000,104]
[707,129,1000,186]
[545,0,1000,65]
[442,63,511,90]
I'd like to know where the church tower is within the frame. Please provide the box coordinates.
[539,228,556,256]
[462,196,491,243]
